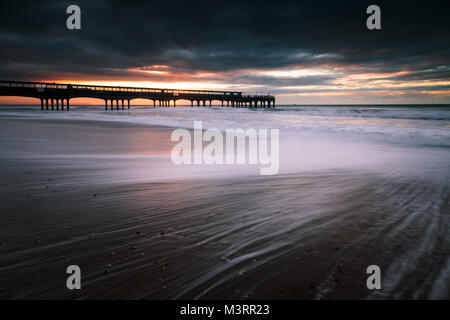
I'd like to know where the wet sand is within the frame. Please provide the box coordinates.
[0,116,449,299]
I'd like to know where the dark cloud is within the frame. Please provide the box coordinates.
[0,0,449,89]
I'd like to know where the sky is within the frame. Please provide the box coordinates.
[0,0,449,105]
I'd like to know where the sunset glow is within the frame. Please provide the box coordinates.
[2,65,449,105]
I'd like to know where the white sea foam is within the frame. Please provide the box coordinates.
[3,105,448,147]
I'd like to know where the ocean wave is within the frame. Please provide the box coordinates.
[1,105,450,148]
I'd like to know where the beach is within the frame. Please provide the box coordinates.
[0,105,449,299]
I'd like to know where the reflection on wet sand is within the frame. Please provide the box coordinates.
[1,158,449,299]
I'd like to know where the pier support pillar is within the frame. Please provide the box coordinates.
[40,99,44,110]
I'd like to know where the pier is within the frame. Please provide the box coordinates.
[0,80,275,110]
